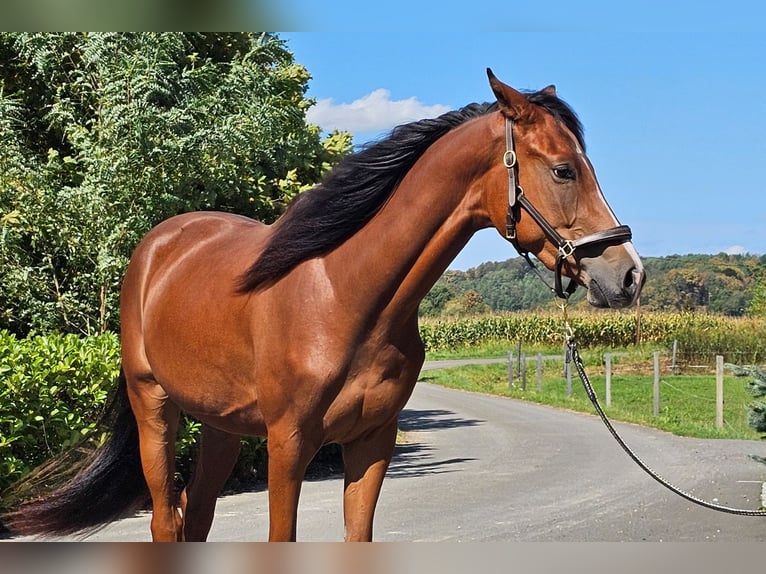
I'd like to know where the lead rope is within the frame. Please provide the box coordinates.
[559,302,766,516]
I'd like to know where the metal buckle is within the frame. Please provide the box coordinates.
[503,150,517,169]
[558,240,575,259]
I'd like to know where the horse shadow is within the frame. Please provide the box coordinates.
[301,407,483,482]
[398,408,483,432]
[386,407,484,479]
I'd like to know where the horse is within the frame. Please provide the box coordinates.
[4,69,645,541]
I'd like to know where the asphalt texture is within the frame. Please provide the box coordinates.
[9,380,766,542]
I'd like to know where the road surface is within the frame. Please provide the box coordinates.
[10,381,766,541]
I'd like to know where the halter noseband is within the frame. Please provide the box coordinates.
[503,117,633,299]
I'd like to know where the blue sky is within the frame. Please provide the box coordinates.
[280,3,766,270]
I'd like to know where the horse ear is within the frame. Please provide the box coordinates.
[486,68,531,121]
[541,84,557,97]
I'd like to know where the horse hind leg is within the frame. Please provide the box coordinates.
[180,424,241,541]
[126,377,183,542]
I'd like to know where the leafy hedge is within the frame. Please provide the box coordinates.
[0,330,120,492]
[0,33,352,337]
[0,330,267,497]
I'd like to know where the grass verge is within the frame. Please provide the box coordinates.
[421,347,763,441]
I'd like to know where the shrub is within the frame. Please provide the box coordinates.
[0,330,270,499]
[0,33,351,336]
[0,330,120,492]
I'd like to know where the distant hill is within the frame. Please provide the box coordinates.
[421,253,766,318]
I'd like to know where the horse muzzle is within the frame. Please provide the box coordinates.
[581,245,645,309]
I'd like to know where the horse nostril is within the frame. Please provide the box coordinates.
[623,267,645,297]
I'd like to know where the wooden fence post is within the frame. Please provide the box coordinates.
[536,352,543,392]
[653,351,660,416]
[508,350,513,390]
[521,354,527,391]
[716,355,724,429]
[671,339,678,375]
[605,353,612,407]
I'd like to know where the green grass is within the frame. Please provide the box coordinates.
[425,341,573,360]
[421,348,763,440]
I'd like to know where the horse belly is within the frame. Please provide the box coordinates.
[143,314,267,435]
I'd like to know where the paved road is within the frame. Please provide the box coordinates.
[12,382,766,541]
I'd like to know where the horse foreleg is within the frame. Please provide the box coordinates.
[126,379,182,542]
[265,424,317,541]
[341,421,398,542]
[180,424,241,541]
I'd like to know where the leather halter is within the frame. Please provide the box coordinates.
[503,117,633,299]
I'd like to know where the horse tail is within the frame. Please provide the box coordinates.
[2,369,148,537]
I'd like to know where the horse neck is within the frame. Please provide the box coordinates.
[326,115,498,325]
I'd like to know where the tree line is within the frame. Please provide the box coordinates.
[421,253,766,318]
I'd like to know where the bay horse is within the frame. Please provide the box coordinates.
[5,70,645,541]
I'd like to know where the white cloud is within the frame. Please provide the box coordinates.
[306,89,452,134]
[724,245,748,255]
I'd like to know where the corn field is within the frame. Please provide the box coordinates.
[419,311,766,365]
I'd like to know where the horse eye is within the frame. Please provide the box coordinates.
[553,165,576,181]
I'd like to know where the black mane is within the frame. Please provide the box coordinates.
[238,88,583,292]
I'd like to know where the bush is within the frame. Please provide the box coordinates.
[0,330,272,498]
[731,364,766,435]
[0,330,120,492]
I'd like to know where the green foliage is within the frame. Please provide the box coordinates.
[420,283,456,317]
[0,331,272,496]
[732,364,766,435]
[442,289,490,317]
[428,258,585,317]
[0,32,351,336]
[0,330,120,491]
[748,272,766,318]
[640,254,763,315]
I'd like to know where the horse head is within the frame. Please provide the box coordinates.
[485,69,645,308]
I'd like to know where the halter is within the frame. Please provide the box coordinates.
[503,117,634,299]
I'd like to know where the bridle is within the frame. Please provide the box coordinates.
[503,117,634,299]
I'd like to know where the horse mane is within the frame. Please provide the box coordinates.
[238,88,583,293]
[527,90,585,151]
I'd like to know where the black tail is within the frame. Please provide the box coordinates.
[2,370,148,537]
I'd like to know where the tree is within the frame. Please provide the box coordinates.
[444,289,490,317]
[642,268,708,312]
[730,364,766,466]
[0,33,351,335]
[419,282,455,317]
[747,273,766,318]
